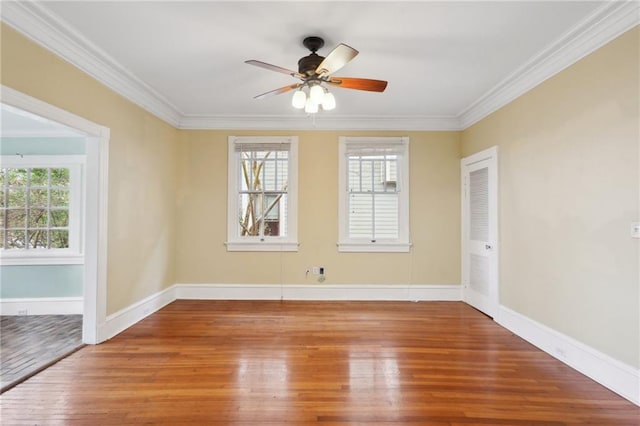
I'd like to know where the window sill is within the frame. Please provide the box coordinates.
[0,252,84,266]
[225,241,299,252]
[337,242,412,253]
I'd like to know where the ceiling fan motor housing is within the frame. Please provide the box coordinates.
[298,54,325,75]
[298,36,326,75]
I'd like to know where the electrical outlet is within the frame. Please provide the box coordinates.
[631,222,640,239]
[17,309,28,315]
[311,267,320,275]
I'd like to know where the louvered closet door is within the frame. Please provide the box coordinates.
[462,147,498,318]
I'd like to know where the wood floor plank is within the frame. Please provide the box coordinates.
[0,300,638,424]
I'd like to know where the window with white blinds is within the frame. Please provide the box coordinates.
[226,136,298,252]
[338,137,410,252]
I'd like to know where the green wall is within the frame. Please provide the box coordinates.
[0,137,86,155]
[0,265,83,297]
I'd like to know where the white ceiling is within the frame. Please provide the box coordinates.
[1,1,638,130]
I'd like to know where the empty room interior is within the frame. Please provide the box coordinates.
[0,1,639,424]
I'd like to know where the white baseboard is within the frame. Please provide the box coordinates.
[497,305,640,406]
[100,286,176,340]
[174,283,462,301]
[0,297,83,315]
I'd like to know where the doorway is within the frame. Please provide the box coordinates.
[1,86,109,344]
[461,146,499,318]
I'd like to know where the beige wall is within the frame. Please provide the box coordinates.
[461,27,640,368]
[175,130,461,285]
[1,25,179,314]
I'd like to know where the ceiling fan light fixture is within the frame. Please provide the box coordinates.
[322,90,336,111]
[246,36,386,115]
[309,84,325,105]
[304,97,319,114]
[292,89,306,109]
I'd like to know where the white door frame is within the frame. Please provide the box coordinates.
[461,146,499,317]
[2,86,110,344]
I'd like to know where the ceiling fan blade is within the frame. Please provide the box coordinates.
[245,60,305,79]
[327,77,388,92]
[254,83,302,100]
[315,44,358,76]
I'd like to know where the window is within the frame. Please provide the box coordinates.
[226,136,298,251]
[0,155,84,265]
[338,136,410,252]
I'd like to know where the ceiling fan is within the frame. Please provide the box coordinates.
[245,36,388,113]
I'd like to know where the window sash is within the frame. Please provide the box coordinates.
[227,136,298,252]
[0,155,84,264]
[338,137,410,252]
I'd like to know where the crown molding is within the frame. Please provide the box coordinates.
[1,1,183,127]
[2,1,638,132]
[179,114,462,131]
[458,0,640,129]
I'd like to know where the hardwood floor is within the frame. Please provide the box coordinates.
[0,300,638,424]
[0,314,83,393]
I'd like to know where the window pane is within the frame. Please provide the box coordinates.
[0,169,5,186]
[238,193,260,236]
[262,159,276,191]
[8,168,27,186]
[28,229,48,249]
[372,159,386,192]
[6,230,26,249]
[374,193,399,239]
[50,190,69,207]
[0,230,4,249]
[349,193,373,238]
[348,159,360,192]
[276,159,288,191]
[28,208,48,228]
[7,209,26,228]
[0,191,5,208]
[49,230,69,248]
[263,195,283,237]
[30,168,49,186]
[30,189,49,207]
[240,158,263,192]
[386,158,398,181]
[360,160,373,192]
[8,189,26,207]
[264,195,280,220]
[239,158,250,191]
[279,194,288,237]
[50,168,70,186]
[50,209,69,227]
[0,209,4,227]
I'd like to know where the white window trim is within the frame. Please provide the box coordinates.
[226,136,299,252]
[338,136,411,253]
[0,155,85,265]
